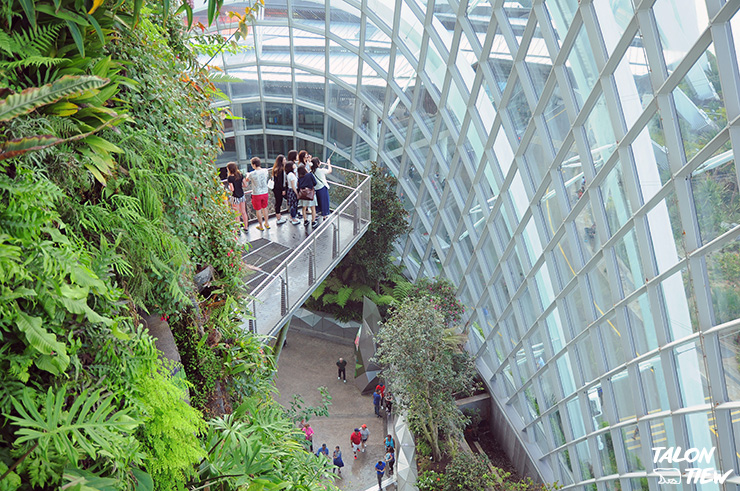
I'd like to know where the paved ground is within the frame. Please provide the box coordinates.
[274,330,396,491]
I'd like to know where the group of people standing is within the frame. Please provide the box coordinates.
[226,150,333,231]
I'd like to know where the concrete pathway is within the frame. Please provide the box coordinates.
[274,330,396,491]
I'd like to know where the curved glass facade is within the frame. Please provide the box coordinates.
[200,0,740,488]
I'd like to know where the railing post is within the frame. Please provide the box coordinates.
[280,275,287,317]
[308,243,315,286]
[353,197,359,234]
[332,224,339,259]
[248,300,256,333]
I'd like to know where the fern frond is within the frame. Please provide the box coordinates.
[349,284,373,302]
[336,286,353,308]
[0,56,68,70]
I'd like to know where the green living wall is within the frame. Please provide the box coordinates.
[0,1,335,489]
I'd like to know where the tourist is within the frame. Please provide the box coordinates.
[375,460,386,490]
[384,447,395,476]
[336,357,347,382]
[316,443,329,458]
[285,161,300,225]
[271,154,287,225]
[311,156,332,220]
[360,424,369,452]
[333,446,344,476]
[244,157,269,231]
[296,165,317,228]
[384,434,395,451]
[385,392,393,415]
[286,149,302,219]
[302,422,314,452]
[226,162,249,230]
[373,389,382,418]
[350,428,362,459]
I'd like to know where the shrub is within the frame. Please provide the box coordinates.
[417,470,446,491]
[443,451,494,491]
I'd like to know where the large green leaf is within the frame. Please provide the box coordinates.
[14,309,70,375]
[0,75,109,122]
[0,135,63,160]
[7,387,139,465]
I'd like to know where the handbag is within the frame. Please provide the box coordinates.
[297,187,315,201]
[267,178,275,190]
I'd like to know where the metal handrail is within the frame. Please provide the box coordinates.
[249,170,370,297]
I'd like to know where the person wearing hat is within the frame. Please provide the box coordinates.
[360,424,370,452]
[350,428,362,459]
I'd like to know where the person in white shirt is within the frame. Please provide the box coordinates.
[310,157,333,222]
[244,157,270,231]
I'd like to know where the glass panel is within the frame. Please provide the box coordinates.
[600,160,632,236]
[261,66,293,97]
[567,284,592,335]
[661,266,698,340]
[654,0,709,74]
[627,293,659,356]
[674,340,710,406]
[328,82,355,122]
[621,423,646,471]
[706,238,740,326]
[674,45,727,162]
[524,132,550,186]
[601,315,625,369]
[489,24,513,94]
[566,25,599,110]
[631,111,670,203]
[244,134,265,159]
[576,331,600,383]
[507,76,532,140]
[295,69,326,104]
[613,228,644,296]
[719,328,740,400]
[639,355,669,414]
[584,94,617,172]
[264,102,293,130]
[544,82,570,154]
[691,149,737,245]
[612,369,636,421]
[646,187,685,273]
[543,0,579,44]
[328,117,353,149]
[557,352,577,396]
[575,200,601,262]
[524,22,552,95]
[241,102,263,130]
[297,105,324,137]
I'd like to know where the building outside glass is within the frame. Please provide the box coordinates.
[198,0,740,488]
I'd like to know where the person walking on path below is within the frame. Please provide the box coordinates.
[316,443,329,458]
[302,423,314,452]
[244,157,270,231]
[350,428,362,459]
[384,447,395,476]
[360,424,370,452]
[336,357,347,382]
[385,392,393,415]
[373,389,382,418]
[384,434,395,452]
[375,460,386,490]
[226,162,249,230]
[333,446,344,476]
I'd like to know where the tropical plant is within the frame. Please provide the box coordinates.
[374,298,476,461]
[332,162,411,290]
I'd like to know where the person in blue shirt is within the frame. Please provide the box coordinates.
[316,443,329,458]
[373,389,382,418]
[375,460,386,489]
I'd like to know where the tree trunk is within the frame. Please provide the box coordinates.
[272,318,291,362]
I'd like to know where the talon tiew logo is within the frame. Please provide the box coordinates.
[652,447,734,485]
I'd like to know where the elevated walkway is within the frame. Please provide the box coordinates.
[240,167,370,337]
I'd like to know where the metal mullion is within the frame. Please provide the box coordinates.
[634,6,667,91]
